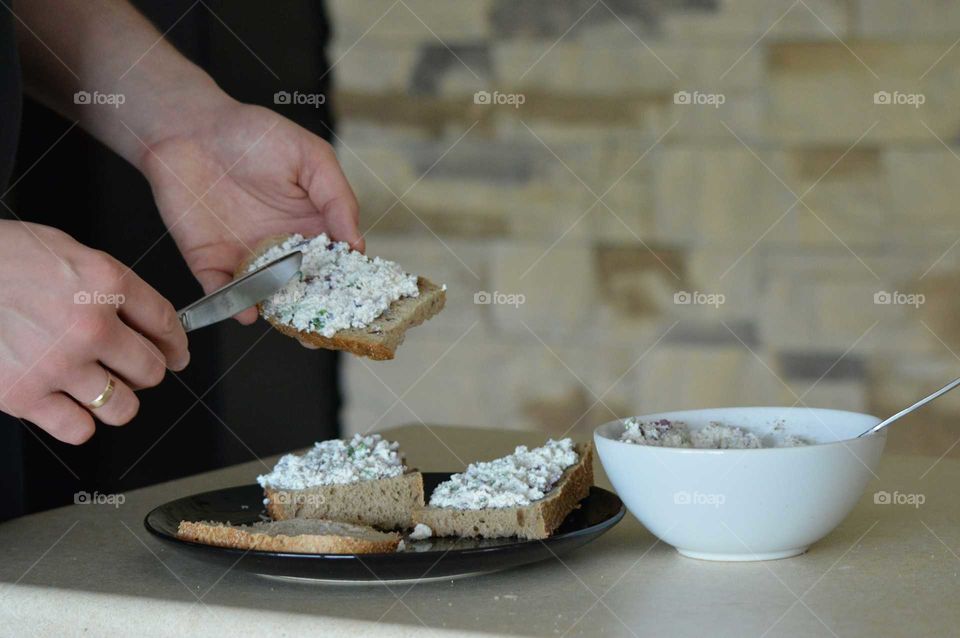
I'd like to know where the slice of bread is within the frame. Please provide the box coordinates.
[413,443,594,540]
[236,235,446,360]
[176,518,401,554]
[265,471,425,531]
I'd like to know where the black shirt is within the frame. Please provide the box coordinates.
[0,7,21,190]
[0,7,22,516]
[0,1,341,522]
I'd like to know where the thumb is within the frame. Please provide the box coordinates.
[301,138,364,252]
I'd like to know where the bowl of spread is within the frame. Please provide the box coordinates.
[594,407,886,561]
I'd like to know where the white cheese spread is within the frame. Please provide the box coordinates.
[257,433,405,489]
[620,417,809,449]
[408,523,433,540]
[248,233,420,338]
[777,434,809,447]
[691,421,761,449]
[428,439,579,510]
[772,420,808,447]
[619,418,692,448]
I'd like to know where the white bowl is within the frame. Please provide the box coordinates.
[594,407,886,561]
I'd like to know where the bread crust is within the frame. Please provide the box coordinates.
[413,443,594,540]
[235,234,445,360]
[176,520,400,554]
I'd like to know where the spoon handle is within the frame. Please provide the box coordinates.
[859,376,960,437]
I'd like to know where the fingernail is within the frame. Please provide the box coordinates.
[172,350,191,371]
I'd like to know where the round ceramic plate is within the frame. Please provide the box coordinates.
[144,473,625,584]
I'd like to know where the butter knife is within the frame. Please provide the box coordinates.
[177,251,303,332]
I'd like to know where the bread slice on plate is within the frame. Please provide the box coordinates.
[258,433,425,531]
[177,518,400,554]
[414,442,594,540]
[264,471,424,531]
[236,234,446,360]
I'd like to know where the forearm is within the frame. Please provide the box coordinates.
[14,0,232,170]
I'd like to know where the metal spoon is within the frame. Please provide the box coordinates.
[858,376,960,437]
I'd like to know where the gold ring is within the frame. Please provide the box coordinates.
[85,373,115,410]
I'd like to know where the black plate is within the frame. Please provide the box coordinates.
[144,473,624,583]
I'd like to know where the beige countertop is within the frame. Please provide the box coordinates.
[1,424,958,637]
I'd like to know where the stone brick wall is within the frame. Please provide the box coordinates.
[327,0,960,456]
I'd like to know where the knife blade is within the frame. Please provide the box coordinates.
[177,250,303,332]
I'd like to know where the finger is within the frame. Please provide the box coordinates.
[301,140,364,252]
[233,305,259,325]
[23,393,96,445]
[115,271,190,370]
[195,268,260,325]
[325,199,364,254]
[98,320,168,390]
[60,363,139,426]
[297,338,321,350]
[234,306,260,324]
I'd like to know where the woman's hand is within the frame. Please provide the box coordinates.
[0,221,189,444]
[17,0,363,326]
[139,99,362,324]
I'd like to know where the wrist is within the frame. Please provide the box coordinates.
[129,74,237,173]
